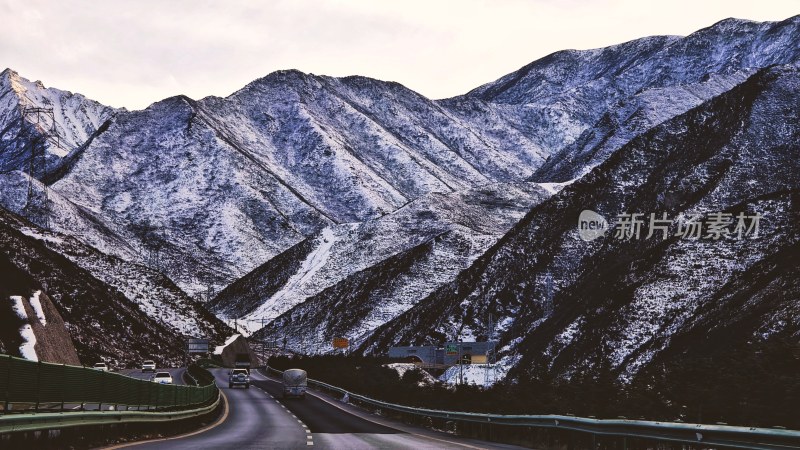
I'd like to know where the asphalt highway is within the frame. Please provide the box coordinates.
[118,367,188,385]
[122,368,526,449]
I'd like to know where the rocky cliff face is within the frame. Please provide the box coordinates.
[0,287,81,365]
[0,207,231,367]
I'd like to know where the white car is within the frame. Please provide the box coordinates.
[152,371,173,384]
[141,360,156,372]
[93,362,109,372]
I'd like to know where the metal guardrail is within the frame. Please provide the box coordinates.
[0,395,221,434]
[263,366,800,450]
[0,354,219,430]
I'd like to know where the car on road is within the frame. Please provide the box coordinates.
[93,362,109,372]
[282,368,307,399]
[141,360,156,372]
[228,368,250,389]
[152,371,173,384]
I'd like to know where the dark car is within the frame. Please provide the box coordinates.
[228,369,250,389]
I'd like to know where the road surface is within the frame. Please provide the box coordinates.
[118,367,188,385]
[125,368,526,449]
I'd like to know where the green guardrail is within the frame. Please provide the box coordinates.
[263,366,800,450]
[0,396,221,435]
[0,354,217,414]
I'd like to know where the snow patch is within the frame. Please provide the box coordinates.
[214,334,241,355]
[19,228,64,244]
[438,362,511,387]
[383,363,437,386]
[18,324,38,361]
[537,176,580,195]
[29,290,47,325]
[244,227,340,322]
[9,295,27,320]
[8,296,38,361]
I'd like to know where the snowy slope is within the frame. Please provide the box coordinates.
[461,15,800,176]
[245,182,548,351]
[1,16,796,302]
[8,212,232,340]
[0,68,117,176]
[47,69,552,295]
[0,206,208,367]
[532,70,754,182]
[366,65,800,384]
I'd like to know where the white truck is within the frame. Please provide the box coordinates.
[282,369,307,399]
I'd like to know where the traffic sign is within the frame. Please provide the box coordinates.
[333,337,349,349]
[187,338,209,354]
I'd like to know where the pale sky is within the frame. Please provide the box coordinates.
[1,0,797,110]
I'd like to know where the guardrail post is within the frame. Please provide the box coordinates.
[136,378,141,411]
[34,360,41,413]
[3,354,11,413]
[60,363,66,412]
[80,364,85,410]
[98,370,104,411]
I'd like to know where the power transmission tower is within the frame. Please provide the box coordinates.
[19,107,60,230]
[206,282,215,302]
[543,272,554,317]
[144,227,165,273]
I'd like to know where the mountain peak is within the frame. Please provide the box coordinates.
[229,68,320,98]
[256,68,315,85]
[0,68,25,94]
[692,16,763,36]
[0,69,68,101]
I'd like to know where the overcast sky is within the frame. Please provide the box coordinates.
[2,0,797,110]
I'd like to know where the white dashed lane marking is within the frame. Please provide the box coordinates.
[266,389,313,446]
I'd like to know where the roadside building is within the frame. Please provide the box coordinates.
[388,341,496,367]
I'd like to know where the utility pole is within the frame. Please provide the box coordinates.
[458,340,463,385]
[260,317,267,366]
[483,314,494,386]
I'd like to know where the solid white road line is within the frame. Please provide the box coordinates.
[105,390,230,449]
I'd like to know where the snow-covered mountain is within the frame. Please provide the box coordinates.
[0,68,117,178]
[43,69,554,295]
[366,64,800,384]
[238,15,800,360]
[0,15,798,381]
[216,181,549,344]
